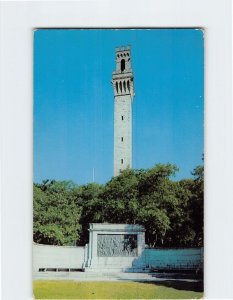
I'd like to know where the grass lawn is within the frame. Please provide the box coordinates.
[33,280,203,299]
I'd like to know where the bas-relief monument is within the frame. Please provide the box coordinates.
[97,234,137,257]
[85,223,145,272]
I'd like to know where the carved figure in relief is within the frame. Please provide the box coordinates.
[97,234,137,257]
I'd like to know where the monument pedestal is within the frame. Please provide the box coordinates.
[84,223,146,272]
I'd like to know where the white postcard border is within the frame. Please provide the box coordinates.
[0,1,232,299]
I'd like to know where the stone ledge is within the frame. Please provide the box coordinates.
[88,223,145,232]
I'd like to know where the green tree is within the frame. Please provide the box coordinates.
[33,163,204,248]
[179,164,204,247]
[76,183,104,244]
[137,164,186,247]
[101,169,140,224]
[190,165,204,246]
[33,181,82,245]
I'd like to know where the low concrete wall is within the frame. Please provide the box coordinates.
[33,243,85,272]
[141,248,203,270]
[33,243,203,272]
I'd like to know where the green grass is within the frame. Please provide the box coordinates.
[33,280,203,299]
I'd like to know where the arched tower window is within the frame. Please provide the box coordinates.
[116,82,118,94]
[119,81,122,93]
[121,59,125,72]
[127,80,130,92]
[123,81,126,92]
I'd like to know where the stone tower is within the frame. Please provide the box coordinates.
[112,46,135,176]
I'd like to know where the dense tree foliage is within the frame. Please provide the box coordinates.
[33,180,82,245]
[33,163,204,247]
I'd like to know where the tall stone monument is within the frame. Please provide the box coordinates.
[112,46,135,176]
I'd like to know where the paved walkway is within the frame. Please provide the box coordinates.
[33,271,200,283]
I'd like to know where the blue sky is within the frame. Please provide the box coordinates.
[34,29,204,184]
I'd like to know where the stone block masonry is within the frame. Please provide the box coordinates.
[85,223,145,272]
[112,46,134,176]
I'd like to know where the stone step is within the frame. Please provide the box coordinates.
[84,267,149,273]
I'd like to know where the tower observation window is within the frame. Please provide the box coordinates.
[121,59,125,72]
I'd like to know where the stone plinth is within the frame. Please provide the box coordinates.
[85,223,145,272]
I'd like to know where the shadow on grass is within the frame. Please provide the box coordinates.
[129,279,204,293]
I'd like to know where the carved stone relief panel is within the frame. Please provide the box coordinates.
[97,234,137,257]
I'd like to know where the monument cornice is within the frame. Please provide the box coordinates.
[88,223,145,232]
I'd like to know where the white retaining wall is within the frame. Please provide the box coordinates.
[142,248,203,270]
[33,243,203,272]
[33,243,85,272]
